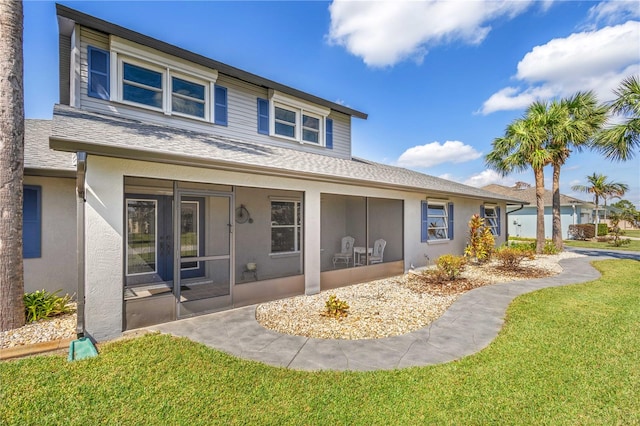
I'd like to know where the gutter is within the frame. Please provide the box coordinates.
[75,152,87,338]
[505,203,525,242]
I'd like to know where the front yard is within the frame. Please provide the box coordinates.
[1,259,638,425]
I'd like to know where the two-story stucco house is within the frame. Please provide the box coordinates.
[23,5,523,341]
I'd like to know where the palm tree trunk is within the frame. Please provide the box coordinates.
[594,195,599,225]
[534,167,545,254]
[551,163,563,251]
[0,0,25,331]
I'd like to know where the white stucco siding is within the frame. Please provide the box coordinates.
[23,176,77,296]
[76,27,353,160]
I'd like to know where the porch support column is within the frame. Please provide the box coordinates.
[304,189,321,295]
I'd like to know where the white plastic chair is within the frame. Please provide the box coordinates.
[332,236,355,268]
[369,239,386,264]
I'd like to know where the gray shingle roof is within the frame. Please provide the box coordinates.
[482,184,592,207]
[50,104,523,203]
[25,119,75,174]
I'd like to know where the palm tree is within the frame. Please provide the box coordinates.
[0,0,26,331]
[594,75,640,161]
[487,102,552,254]
[571,173,628,224]
[548,92,607,250]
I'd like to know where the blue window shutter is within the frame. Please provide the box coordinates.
[421,201,427,242]
[23,186,42,258]
[496,206,501,236]
[448,202,454,240]
[88,46,110,100]
[480,204,485,218]
[257,98,269,134]
[326,118,333,149]
[214,85,228,126]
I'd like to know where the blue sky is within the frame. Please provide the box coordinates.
[24,1,640,207]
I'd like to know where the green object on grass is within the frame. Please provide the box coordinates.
[67,337,98,361]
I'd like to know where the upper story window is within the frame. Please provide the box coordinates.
[261,90,330,146]
[88,36,226,124]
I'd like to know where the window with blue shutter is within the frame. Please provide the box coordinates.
[421,201,428,242]
[257,98,269,134]
[448,202,454,240]
[23,186,42,258]
[214,85,228,126]
[88,46,110,100]
[496,206,501,236]
[326,118,333,149]
[482,205,499,236]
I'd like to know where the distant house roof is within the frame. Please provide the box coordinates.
[56,4,367,120]
[48,104,524,203]
[482,184,593,207]
[25,119,75,177]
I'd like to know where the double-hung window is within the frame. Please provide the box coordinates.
[270,200,302,253]
[103,37,224,123]
[421,201,454,242]
[266,91,330,146]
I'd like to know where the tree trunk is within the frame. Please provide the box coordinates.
[594,195,599,225]
[0,0,25,331]
[551,163,563,251]
[534,167,545,254]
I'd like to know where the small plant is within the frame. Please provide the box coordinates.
[322,294,349,319]
[495,247,535,269]
[24,289,74,323]
[464,214,495,263]
[435,254,467,280]
[542,241,561,255]
[608,213,632,247]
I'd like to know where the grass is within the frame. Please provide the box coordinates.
[1,260,639,425]
[564,238,640,251]
[623,229,640,238]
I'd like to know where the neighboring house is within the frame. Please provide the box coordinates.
[23,5,523,341]
[482,183,593,239]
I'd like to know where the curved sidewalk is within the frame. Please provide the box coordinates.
[148,253,636,371]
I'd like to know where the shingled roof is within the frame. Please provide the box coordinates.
[48,104,524,203]
[482,184,592,207]
[25,119,75,177]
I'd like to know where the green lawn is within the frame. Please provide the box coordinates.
[1,260,639,425]
[623,229,640,238]
[564,238,640,251]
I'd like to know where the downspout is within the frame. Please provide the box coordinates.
[506,204,525,243]
[75,152,87,338]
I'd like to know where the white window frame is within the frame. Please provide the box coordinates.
[270,199,302,255]
[484,205,499,236]
[268,90,329,146]
[425,201,448,242]
[109,36,217,122]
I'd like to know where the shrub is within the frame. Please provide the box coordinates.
[464,214,495,263]
[597,223,609,236]
[322,295,349,319]
[495,247,535,269]
[542,241,561,255]
[24,289,74,323]
[436,254,467,280]
[608,212,632,247]
[568,224,595,240]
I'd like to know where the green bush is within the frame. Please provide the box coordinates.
[436,254,467,280]
[495,247,535,269]
[597,223,609,236]
[542,241,561,255]
[322,295,349,319]
[24,289,74,323]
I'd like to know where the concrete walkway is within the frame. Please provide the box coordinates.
[148,251,639,371]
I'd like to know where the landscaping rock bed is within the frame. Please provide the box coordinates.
[1,310,76,349]
[256,252,584,340]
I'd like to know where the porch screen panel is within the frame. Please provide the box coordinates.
[127,200,157,275]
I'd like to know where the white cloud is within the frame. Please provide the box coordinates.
[327,0,535,67]
[480,21,640,114]
[586,1,640,28]
[397,140,481,168]
[463,169,515,188]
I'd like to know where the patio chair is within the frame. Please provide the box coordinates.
[332,236,355,268]
[369,239,386,264]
